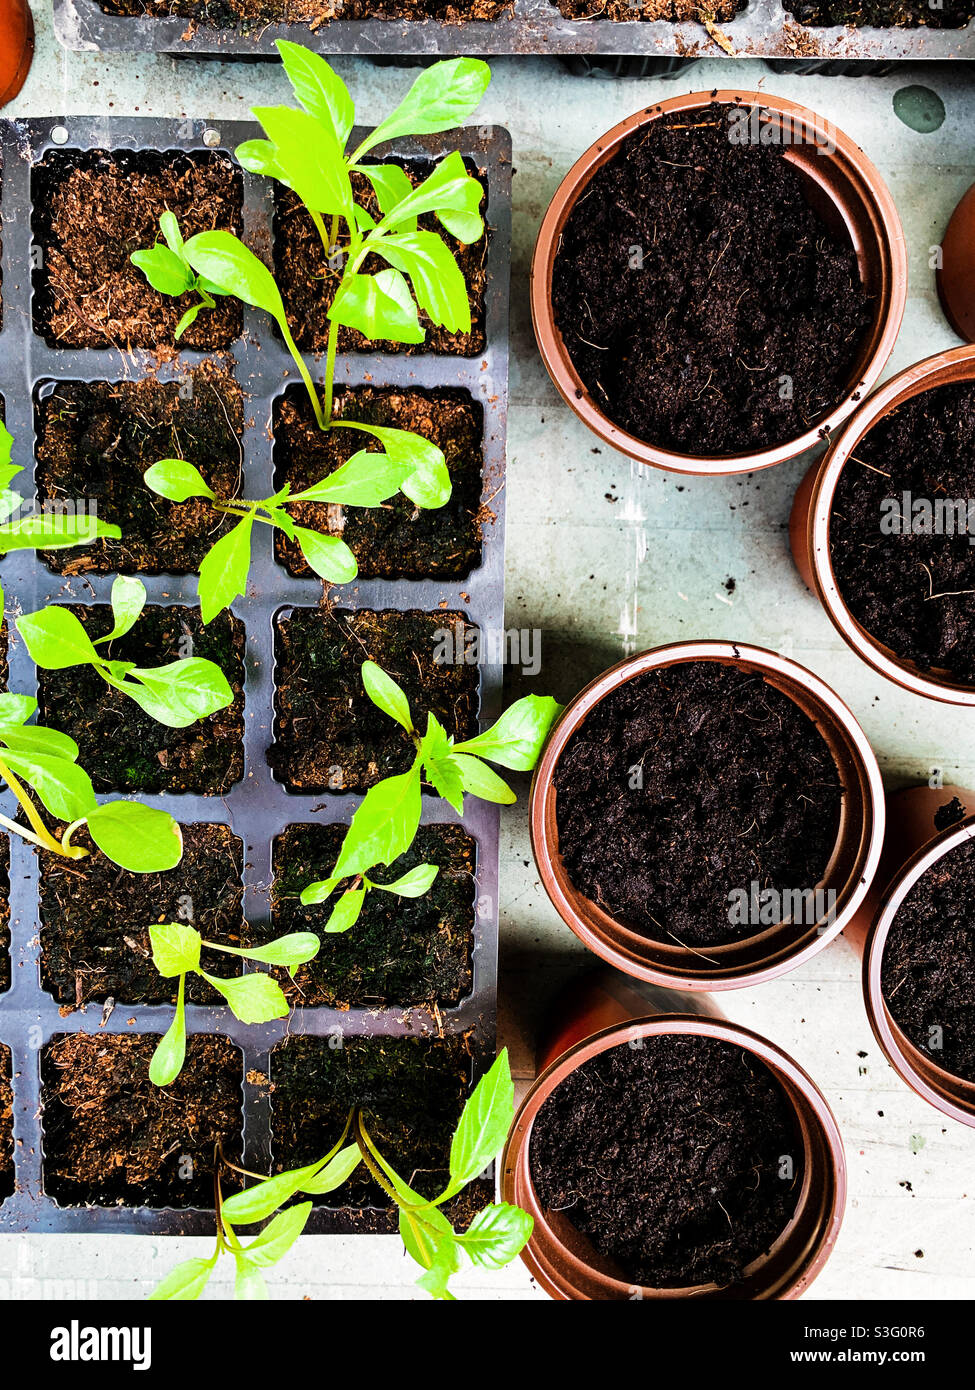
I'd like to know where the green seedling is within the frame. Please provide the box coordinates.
[0,421,121,554]
[147,922,321,1086]
[150,1049,531,1301]
[17,576,234,729]
[300,659,561,934]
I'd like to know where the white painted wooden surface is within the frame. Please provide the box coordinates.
[1,14,973,1299]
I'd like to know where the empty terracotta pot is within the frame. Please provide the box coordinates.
[790,344,975,706]
[937,182,975,344]
[501,967,846,1300]
[531,89,907,476]
[0,0,33,109]
[848,784,975,1128]
[530,641,885,990]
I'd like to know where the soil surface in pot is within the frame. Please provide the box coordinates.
[882,834,975,1082]
[273,386,484,581]
[271,1034,483,1213]
[554,661,843,947]
[32,149,243,351]
[41,1033,243,1207]
[271,608,479,792]
[36,366,243,576]
[38,605,245,796]
[551,102,872,456]
[530,1035,804,1289]
[95,0,510,18]
[0,1044,12,1202]
[555,0,741,15]
[829,381,975,685]
[271,823,474,1008]
[786,0,970,25]
[274,159,487,357]
[40,824,245,1008]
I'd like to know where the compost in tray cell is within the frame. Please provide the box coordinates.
[273,385,485,582]
[39,823,246,1008]
[270,607,481,793]
[30,147,244,351]
[35,368,245,577]
[0,1044,12,1204]
[270,822,476,1009]
[40,1033,244,1209]
[37,604,246,797]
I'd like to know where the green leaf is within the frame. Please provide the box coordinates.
[0,750,97,823]
[0,514,122,553]
[148,1255,216,1301]
[380,150,484,244]
[356,58,490,158]
[238,1201,313,1269]
[357,164,416,228]
[275,41,355,149]
[457,1202,533,1270]
[98,575,146,644]
[449,1050,515,1190]
[413,1227,462,1301]
[300,1144,363,1195]
[451,752,516,805]
[86,801,183,873]
[130,244,195,298]
[203,970,290,1025]
[222,1161,324,1225]
[159,210,185,256]
[0,722,79,761]
[17,606,101,670]
[338,422,450,510]
[174,304,204,340]
[378,230,471,334]
[324,885,366,935]
[454,694,563,771]
[0,420,15,493]
[233,1257,268,1302]
[149,979,187,1086]
[252,105,353,219]
[329,267,425,345]
[183,231,287,325]
[293,528,358,585]
[420,711,463,814]
[331,762,422,881]
[144,458,216,503]
[299,875,340,907]
[123,658,234,729]
[0,693,38,729]
[289,451,410,507]
[212,932,320,968]
[150,922,202,977]
[361,660,413,733]
[235,139,290,188]
[373,863,439,898]
[199,514,254,624]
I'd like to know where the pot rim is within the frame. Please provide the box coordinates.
[530,88,907,477]
[804,343,975,706]
[501,1013,847,1301]
[530,640,885,990]
[863,813,975,1127]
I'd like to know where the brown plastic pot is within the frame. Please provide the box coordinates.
[0,0,33,109]
[530,641,885,991]
[531,89,907,477]
[501,967,846,1300]
[847,784,975,1128]
[937,182,975,345]
[789,345,975,706]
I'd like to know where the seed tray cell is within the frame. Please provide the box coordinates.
[0,116,510,1234]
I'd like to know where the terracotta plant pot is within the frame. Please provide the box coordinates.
[531,88,907,476]
[501,967,846,1300]
[937,182,975,344]
[0,0,33,109]
[789,344,975,706]
[848,784,975,1128]
[530,641,884,991]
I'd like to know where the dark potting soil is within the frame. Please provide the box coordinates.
[0,1045,12,1203]
[271,823,475,1008]
[36,367,244,576]
[31,149,243,351]
[554,662,844,948]
[555,0,741,15]
[94,0,510,19]
[0,838,9,997]
[551,102,872,456]
[530,1035,804,1289]
[270,1033,473,1209]
[37,605,245,796]
[41,1033,243,1207]
[882,836,975,1083]
[273,386,484,582]
[274,160,487,357]
[39,824,245,1008]
[786,0,970,25]
[271,608,479,793]
[829,382,975,686]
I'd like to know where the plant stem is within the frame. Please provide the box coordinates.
[279,317,327,432]
[0,755,83,857]
[352,1111,401,1205]
[322,319,339,429]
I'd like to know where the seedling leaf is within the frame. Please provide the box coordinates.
[453,694,563,771]
[86,801,183,873]
[145,459,216,503]
[361,659,413,733]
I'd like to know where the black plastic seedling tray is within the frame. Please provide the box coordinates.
[52,0,975,62]
[0,115,511,1235]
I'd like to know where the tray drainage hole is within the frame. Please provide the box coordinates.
[51,125,69,145]
[203,128,222,148]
